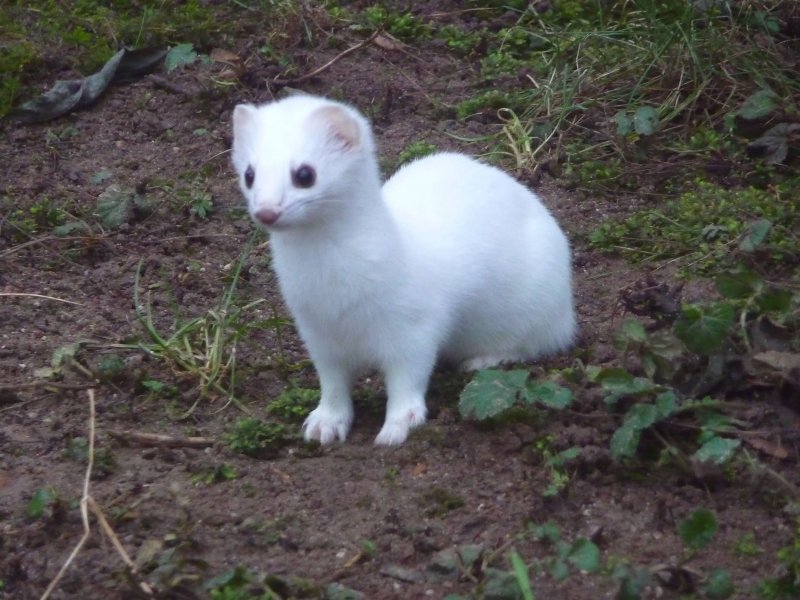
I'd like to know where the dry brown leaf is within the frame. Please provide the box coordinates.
[373,33,405,51]
[753,351,800,386]
[743,436,790,459]
[411,462,427,477]
[210,48,241,64]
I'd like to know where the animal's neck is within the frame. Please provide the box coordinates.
[270,161,400,269]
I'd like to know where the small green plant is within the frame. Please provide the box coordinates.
[613,508,734,599]
[536,441,580,497]
[131,236,265,417]
[26,487,62,521]
[437,24,484,56]
[759,518,800,599]
[458,369,573,421]
[64,436,116,478]
[223,418,288,458]
[190,463,238,486]
[266,386,320,421]
[421,486,465,517]
[528,521,601,581]
[589,180,800,272]
[396,140,437,166]
[362,6,430,40]
[2,196,67,241]
[0,40,37,116]
[456,90,526,121]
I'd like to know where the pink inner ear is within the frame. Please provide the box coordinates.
[233,104,256,137]
[312,105,361,150]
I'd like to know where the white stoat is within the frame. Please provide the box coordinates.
[231,95,576,446]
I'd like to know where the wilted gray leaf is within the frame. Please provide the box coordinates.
[7,47,167,124]
[746,123,800,164]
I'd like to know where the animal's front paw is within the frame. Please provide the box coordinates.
[303,405,353,444]
[375,405,427,446]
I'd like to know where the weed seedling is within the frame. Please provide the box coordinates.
[223,418,288,458]
[266,386,320,422]
[132,235,264,417]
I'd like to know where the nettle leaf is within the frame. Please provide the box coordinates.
[673,303,735,355]
[91,168,113,185]
[482,567,520,598]
[52,342,81,370]
[550,558,570,581]
[612,111,633,135]
[531,521,561,543]
[703,567,735,599]
[164,43,198,72]
[739,218,772,252]
[736,88,779,120]
[95,185,134,228]
[633,106,659,135]
[599,369,662,407]
[654,390,678,419]
[95,185,152,228]
[620,319,647,343]
[53,221,90,236]
[614,564,654,600]
[694,436,741,465]
[610,396,676,461]
[642,331,684,381]
[458,369,528,420]
[610,419,647,460]
[715,267,762,300]
[756,289,793,314]
[26,487,58,519]
[523,380,573,409]
[678,508,718,550]
[746,123,800,164]
[568,539,601,573]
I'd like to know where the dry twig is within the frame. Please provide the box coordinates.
[0,292,83,306]
[40,389,155,599]
[107,429,215,449]
[1,381,96,392]
[272,30,381,86]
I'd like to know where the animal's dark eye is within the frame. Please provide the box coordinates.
[292,164,316,188]
[244,165,255,189]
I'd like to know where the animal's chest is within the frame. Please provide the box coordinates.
[275,255,381,333]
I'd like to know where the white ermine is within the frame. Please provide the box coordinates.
[231,95,576,446]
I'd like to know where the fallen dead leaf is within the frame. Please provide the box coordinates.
[373,33,405,51]
[210,48,241,64]
[743,436,789,460]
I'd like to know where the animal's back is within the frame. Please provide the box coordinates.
[382,152,575,364]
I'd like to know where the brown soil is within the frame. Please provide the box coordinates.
[1,3,797,599]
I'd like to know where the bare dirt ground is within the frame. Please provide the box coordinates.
[1,2,798,599]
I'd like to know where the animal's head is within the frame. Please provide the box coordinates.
[231,95,376,230]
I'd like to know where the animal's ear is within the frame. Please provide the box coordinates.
[309,105,361,151]
[232,104,257,143]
